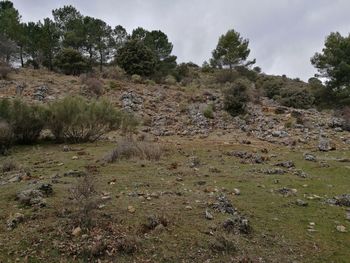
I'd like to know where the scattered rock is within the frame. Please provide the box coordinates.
[275,187,297,197]
[295,199,308,207]
[222,215,251,235]
[205,209,214,220]
[336,225,347,233]
[7,213,25,230]
[128,206,136,213]
[33,85,49,101]
[304,153,316,162]
[211,194,235,214]
[72,227,82,237]
[16,189,46,207]
[318,138,336,152]
[233,188,241,196]
[275,160,295,168]
[327,194,350,207]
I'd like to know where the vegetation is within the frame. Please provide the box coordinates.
[223,78,251,116]
[47,96,122,143]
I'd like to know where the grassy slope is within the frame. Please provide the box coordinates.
[0,136,349,262]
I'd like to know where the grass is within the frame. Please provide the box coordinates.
[0,136,349,262]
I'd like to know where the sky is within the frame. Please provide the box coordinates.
[11,0,350,80]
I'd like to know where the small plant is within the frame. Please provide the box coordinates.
[70,173,99,228]
[0,62,11,79]
[203,104,215,119]
[131,74,142,83]
[104,138,162,163]
[0,121,13,155]
[81,77,104,97]
[164,75,177,85]
[1,159,17,173]
[101,66,126,80]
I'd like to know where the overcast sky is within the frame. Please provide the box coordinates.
[11,0,350,80]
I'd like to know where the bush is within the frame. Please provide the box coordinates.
[1,159,17,173]
[0,121,13,155]
[81,77,104,97]
[174,63,190,81]
[101,66,126,80]
[203,104,214,119]
[280,88,315,109]
[47,96,122,143]
[215,69,239,84]
[54,48,90,75]
[223,78,251,117]
[0,62,11,79]
[164,75,177,85]
[131,74,142,83]
[0,99,47,144]
[257,76,284,99]
[104,138,162,163]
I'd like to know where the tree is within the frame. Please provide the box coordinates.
[311,32,350,106]
[211,29,255,69]
[113,25,128,52]
[0,0,20,62]
[38,18,60,70]
[54,48,89,75]
[116,40,157,76]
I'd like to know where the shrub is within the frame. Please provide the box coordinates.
[280,88,315,109]
[203,104,214,119]
[54,48,89,75]
[0,121,13,155]
[101,66,126,80]
[1,159,17,173]
[223,78,251,116]
[257,76,284,99]
[174,63,190,81]
[215,69,239,84]
[164,75,177,85]
[0,62,11,79]
[47,96,122,143]
[341,106,350,131]
[0,99,47,144]
[104,138,162,163]
[81,77,104,97]
[131,74,142,83]
[120,113,139,137]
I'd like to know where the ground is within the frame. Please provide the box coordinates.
[0,134,349,263]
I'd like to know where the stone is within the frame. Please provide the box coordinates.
[33,85,49,101]
[304,153,316,162]
[16,189,46,207]
[275,161,295,168]
[318,138,336,152]
[63,170,87,177]
[7,213,25,230]
[233,188,241,195]
[336,225,347,233]
[185,205,193,210]
[205,209,214,220]
[295,199,308,207]
[72,156,78,160]
[211,194,235,214]
[63,145,70,152]
[272,130,289,138]
[127,206,136,213]
[72,227,82,236]
[37,184,53,196]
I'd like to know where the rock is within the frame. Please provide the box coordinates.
[275,161,295,168]
[7,213,25,230]
[33,85,49,101]
[185,205,193,210]
[304,153,316,162]
[189,156,200,168]
[275,187,297,197]
[294,170,308,178]
[328,194,350,207]
[211,194,235,214]
[72,227,82,236]
[37,183,53,196]
[336,225,347,233]
[72,156,78,160]
[233,188,241,195]
[295,199,308,207]
[127,206,136,213]
[318,138,336,152]
[272,130,289,138]
[63,145,70,152]
[16,189,46,207]
[63,170,87,177]
[262,168,286,175]
[120,91,143,112]
[205,209,214,220]
[222,215,251,235]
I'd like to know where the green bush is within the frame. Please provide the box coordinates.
[223,78,251,116]
[280,88,315,109]
[0,99,47,144]
[131,74,142,83]
[215,69,240,84]
[203,104,215,119]
[0,121,13,155]
[54,48,89,75]
[47,96,122,143]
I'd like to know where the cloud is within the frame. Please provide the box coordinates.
[11,0,350,80]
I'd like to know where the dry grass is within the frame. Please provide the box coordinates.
[104,138,162,163]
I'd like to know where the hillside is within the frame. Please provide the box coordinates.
[0,68,349,262]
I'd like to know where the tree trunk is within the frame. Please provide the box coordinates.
[20,46,24,67]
